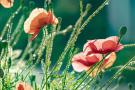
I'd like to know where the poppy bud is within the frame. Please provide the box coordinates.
[119,26,127,37]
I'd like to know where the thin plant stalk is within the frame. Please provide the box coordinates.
[0,6,22,39]
[10,15,25,45]
[48,3,90,78]
[99,55,135,90]
[61,47,77,89]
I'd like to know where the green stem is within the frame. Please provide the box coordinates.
[41,25,57,90]
[124,44,135,48]
[79,0,109,33]
[99,55,135,90]
[21,42,32,60]
[23,62,38,81]
[62,47,76,90]
[46,30,55,90]
[0,6,22,39]
[80,0,83,16]
[10,15,25,45]
[48,3,90,79]
[12,29,23,47]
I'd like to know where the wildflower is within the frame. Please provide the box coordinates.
[72,52,116,77]
[16,82,33,90]
[0,0,14,8]
[83,36,123,55]
[24,8,58,40]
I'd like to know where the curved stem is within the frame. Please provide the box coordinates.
[124,44,135,48]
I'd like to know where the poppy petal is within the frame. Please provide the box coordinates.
[0,0,13,8]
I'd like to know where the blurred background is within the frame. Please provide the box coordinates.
[0,0,135,89]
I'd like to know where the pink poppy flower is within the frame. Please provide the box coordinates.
[72,52,116,77]
[0,0,13,8]
[83,36,123,55]
[16,82,33,90]
[24,8,58,40]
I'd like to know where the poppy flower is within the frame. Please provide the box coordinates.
[16,82,33,90]
[72,52,116,77]
[83,36,123,55]
[24,8,58,40]
[0,0,13,8]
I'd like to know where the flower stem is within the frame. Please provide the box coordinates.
[79,0,110,33]
[98,55,135,90]
[124,44,135,48]
[48,3,90,78]
[0,6,22,39]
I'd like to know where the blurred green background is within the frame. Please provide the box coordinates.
[0,0,135,88]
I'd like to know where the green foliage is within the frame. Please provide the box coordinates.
[0,0,135,90]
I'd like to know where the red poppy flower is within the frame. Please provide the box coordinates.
[83,36,123,55]
[0,0,13,8]
[24,8,58,40]
[72,52,116,77]
[16,82,33,90]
